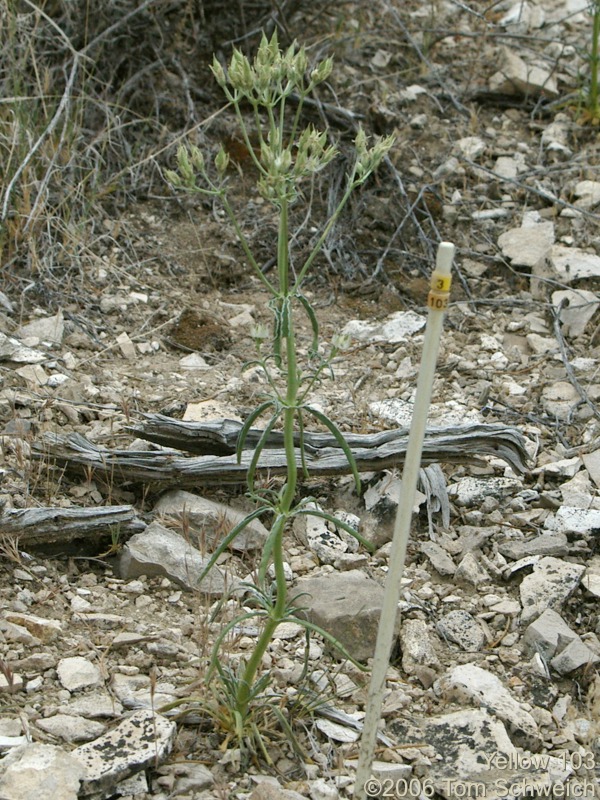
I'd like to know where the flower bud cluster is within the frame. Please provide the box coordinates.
[211,31,332,106]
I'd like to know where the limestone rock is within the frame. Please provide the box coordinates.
[5,612,62,643]
[118,521,230,595]
[521,608,580,660]
[293,570,398,662]
[154,489,268,551]
[420,541,456,576]
[0,743,85,800]
[552,289,600,338]
[489,48,558,98]
[72,709,176,797]
[57,657,102,693]
[436,664,541,749]
[550,639,600,675]
[18,311,64,347]
[400,618,441,674]
[36,714,106,743]
[454,552,490,586]
[496,533,569,560]
[497,220,554,268]
[341,310,425,344]
[436,610,486,652]
[293,503,360,565]
[548,244,600,283]
[519,557,585,624]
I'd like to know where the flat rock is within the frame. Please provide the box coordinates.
[5,612,62,643]
[0,743,85,800]
[519,557,585,624]
[541,381,580,419]
[489,47,558,98]
[436,610,486,652]
[72,709,176,797]
[36,714,106,743]
[548,244,600,282]
[581,556,600,598]
[448,476,521,507]
[546,506,600,534]
[18,310,64,346]
[154,489,268,551]
[497,220,554,267]
[293,570,398,662]
[552,289,599,338]
[454,552,490,586]
[118,521,230,595]
[550,639,600,674]
[341,310,425,344]
[0,332,46,364]
[436,664,541,749]
[249,782,307,800]
[496,533,569,560]
[420,541,456,576]
[110,673,177,710]
[521,608,579,661]
[156,762,214,794]
[400,618,440,674]
[57,657,102,692]
[582,450,600,488]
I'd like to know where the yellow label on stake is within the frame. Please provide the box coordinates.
[430,272,452,293]
[427,292,449,310]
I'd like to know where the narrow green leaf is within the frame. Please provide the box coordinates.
[296,292,319,355]
[247,410,280,493]
[303,405,361,493]
[236,400,276,463]
[296,410,310,480]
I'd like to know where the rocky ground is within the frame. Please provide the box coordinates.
[1,0,600,798]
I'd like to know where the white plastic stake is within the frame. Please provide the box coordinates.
[353,242,455,799]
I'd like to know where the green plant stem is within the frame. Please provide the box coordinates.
[236,208,299,722]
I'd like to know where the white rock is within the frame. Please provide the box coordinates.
[178,352,210,369]
[454,552,490,586]
[15,364,48,386]
[0,743,85,800]
[36,714,106,743]
[182,400,241,422]
[436,664,540,749]
[546,506,600,534]
[521,608,580,660]
[549,244,600,282]
[573,180,600,209]
[17,311,64,346]
[400,619,441,674]
[309,778,339,800]
[583,450,600,488]
[315,718,359,743]
[72,709,176,796]
[341,310,425,344]
[541,381,579,419]
[552,289,599,337]
[519,557,585,624]
[582,556,600,598]
[489,47,558,98]
[116,331,136,359]
[454,136,486,160]
[551,639,600,674]
[0,332,46,363]
[57,657,102,692]
[497,221,554,267]
[448,476,521,506]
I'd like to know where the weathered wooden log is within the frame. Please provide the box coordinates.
[31,418,528,490]
[0,505,144,546]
